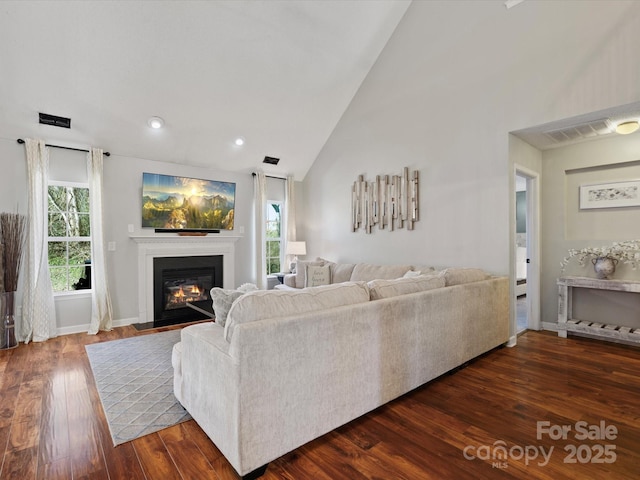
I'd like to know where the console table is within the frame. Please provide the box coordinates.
[557,276,640,344]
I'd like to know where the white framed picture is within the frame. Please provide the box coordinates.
[579,180,640,209]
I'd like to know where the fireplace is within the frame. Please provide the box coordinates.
[132,234,239,325]
[153,255,223,327]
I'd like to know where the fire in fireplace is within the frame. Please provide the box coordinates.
[165,278,208,310]
[153,255,223,327]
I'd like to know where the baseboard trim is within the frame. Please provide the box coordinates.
[506,335,517,347]
[57,317,140,336]
[542,321,558,332]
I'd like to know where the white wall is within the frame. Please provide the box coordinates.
[0,140,27,215]
[0,137,256,333]
[300,1,640,277]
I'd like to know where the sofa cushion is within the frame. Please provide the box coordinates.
[224,281,370,342]
[368,274,445,300]
[210,288,244,327]
[440,268,489,286]
[294,260,324,288]
[305,264,331,287]
[350,263,412,282]
[331,263,356,283]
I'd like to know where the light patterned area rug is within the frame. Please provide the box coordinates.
[85,329,191,445]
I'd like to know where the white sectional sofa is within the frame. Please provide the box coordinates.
[173,265,509,479]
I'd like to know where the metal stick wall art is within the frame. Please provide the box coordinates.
[351,167,419,233]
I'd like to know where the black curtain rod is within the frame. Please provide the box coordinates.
[252,172,286,180]
[16,138,111,157]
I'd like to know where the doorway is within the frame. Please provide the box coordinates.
[515,174,528,333]
[514,167,541,338]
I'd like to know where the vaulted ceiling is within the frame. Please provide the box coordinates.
[0,1,411,180]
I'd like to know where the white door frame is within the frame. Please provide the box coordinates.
[514,165,541,338]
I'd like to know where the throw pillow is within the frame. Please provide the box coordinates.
[306,264,331,287]
[294,260,323,288]
[411,265,437,275]
[210,288,243,327]
[237,283,259,293]
[403,270,422,278]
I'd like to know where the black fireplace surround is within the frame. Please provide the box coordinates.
[153,255,223,327]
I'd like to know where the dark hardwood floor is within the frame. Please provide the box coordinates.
[1,326,639,479]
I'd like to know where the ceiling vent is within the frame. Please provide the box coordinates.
[39,112,71,129]
[263,156,280,165]
[543,118,611,145]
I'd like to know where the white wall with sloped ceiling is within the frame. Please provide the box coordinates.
[300,0,640,277]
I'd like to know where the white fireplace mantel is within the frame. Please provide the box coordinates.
[130,234,241,323]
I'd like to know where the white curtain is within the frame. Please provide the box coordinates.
[284,175,297,269]
[22,138,57,343]
[87,148,113,334]
[254,172,267,289]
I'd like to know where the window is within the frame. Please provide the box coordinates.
[265,202,283,275]
[47,182,92,292]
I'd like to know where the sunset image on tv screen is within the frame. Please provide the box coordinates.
[142,172,236,230]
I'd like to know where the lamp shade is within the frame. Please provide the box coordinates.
[286,241,307,256]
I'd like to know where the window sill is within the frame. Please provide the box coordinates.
[53,290,93,301]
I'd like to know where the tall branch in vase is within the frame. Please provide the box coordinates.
[1,212,27,349]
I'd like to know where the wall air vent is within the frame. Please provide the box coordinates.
[39,112,71,129]
[263,156,280,165]
[543,118,611,145]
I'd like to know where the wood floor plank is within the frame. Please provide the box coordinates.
[133,433,183,480]
[210,455,243,480]
[305,428,414,480]
[37,366,70,467]
[268,449,335,480]
[366,406,509,480]
[36,457,72,480]
[159,423,217,480]
[100,442,148,480]
[0,375,22,430]
[65,344,109,479]
[1,445,38,479]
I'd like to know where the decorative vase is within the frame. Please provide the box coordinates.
[1,291,18,350]
[591,256,618,280]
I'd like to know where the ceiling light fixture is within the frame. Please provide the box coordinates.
[234,137,246,146]
[147,116,165,129]
[615,121,640,135]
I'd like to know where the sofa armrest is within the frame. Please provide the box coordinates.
[283,273,297,288]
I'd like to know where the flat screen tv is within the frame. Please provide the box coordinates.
[142,172,236,231]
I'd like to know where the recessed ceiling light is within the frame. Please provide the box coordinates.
[615,121,640,135]
[147,116,164,129]
[234,137,246,146]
